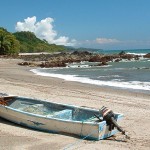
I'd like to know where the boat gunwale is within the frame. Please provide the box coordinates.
[0,96,123,125]
[0,96,100,125]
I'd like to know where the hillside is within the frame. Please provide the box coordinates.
[1,27,100,55]
[13,31,66,53]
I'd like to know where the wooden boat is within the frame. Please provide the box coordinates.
[0,95,123,140]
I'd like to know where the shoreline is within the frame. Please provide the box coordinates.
[30,67,150,97]
[0,58,150,150]
[31,68,150,99]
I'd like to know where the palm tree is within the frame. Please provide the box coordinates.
[0,28,20,55]
[0,30,10,54]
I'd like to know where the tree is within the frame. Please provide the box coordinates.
[13,31,66,53]
[0,27,20,55]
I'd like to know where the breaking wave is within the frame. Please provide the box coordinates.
[31,69,150,92]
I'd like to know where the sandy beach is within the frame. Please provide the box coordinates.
[0,58,150,150]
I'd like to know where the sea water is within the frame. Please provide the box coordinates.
[31,49,150,94]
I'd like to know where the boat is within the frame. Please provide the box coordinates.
[0,94,124,140]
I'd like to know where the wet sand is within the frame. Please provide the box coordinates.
[0,58,150,150]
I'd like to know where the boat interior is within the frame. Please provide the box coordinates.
[1,96,101,122]
[1,96,120,122]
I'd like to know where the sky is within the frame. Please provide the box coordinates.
[1,0,150,50]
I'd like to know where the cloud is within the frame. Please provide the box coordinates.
[15,16,76,46]
[95,38,120,44]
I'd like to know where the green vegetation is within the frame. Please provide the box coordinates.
[0,27,66,55]
[13,31,66,53]
[0,27,20,55]
[0,26,99,56]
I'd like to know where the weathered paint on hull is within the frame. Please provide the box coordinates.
[0,97,123,140]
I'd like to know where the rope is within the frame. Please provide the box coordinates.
[63,114,131,150]
[63,128,99,150]
[63,117,99,150]
[80,116,96,137]
[80,121,84,137]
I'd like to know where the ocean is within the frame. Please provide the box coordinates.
[31,49,150,94]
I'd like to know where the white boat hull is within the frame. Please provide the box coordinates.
[0,96,123,140]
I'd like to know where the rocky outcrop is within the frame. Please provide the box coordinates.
[118,51,140,60]
[119,51,126,55]
[39,61,66,68]
[89,55,102,62]
[18,62,36,67]
[18,51,95,68]
[144,53,150,58]
[17,50,144,68]
[114,58,122,62]
[97,61,108,66]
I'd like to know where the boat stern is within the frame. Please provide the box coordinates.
[98,113,124,140]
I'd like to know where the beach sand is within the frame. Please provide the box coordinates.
[0,58,150,150]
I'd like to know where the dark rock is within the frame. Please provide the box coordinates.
[97,61,108,66]
[120,54,134,60]
[100,56,114,62]
[119,51,126,55]
[18,62,30,66]
[39,61,66,68]
[72,51,92,56]
[16,50,144,68]
[89,55,102,62]
[134,55,140,60]
[115,58,122,62]
[18,61,37,67]
[144,53,150,58]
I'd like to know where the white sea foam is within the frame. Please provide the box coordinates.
[67,65,90,68]
[31,69,150,91]
[119,57,146,62]
[31,69,77,80]
[97,75,121,78]
[126,52,146,56]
